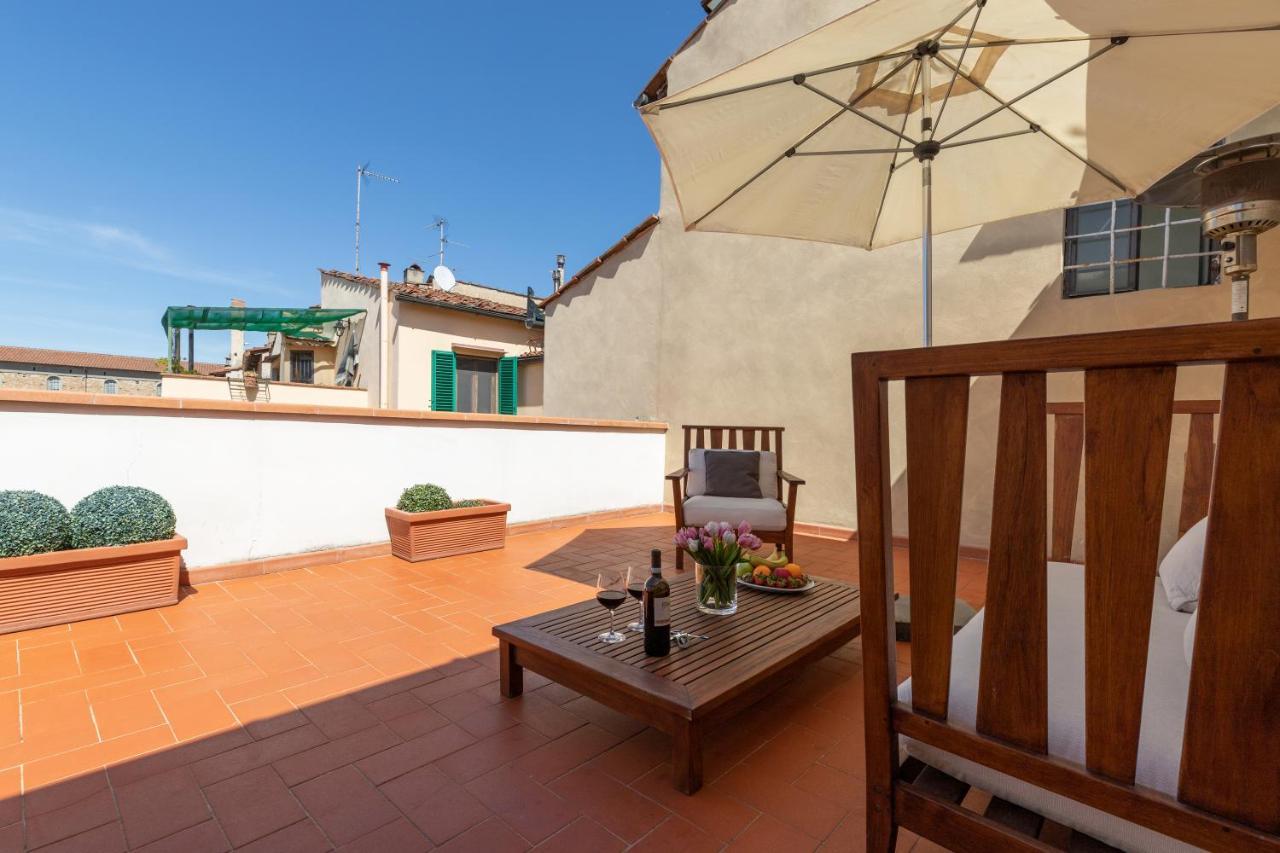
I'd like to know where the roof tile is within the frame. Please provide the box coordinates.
[0,346,222,376]
[321,270,529,320]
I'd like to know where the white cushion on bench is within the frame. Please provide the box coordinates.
[682,495,786,531]
[898,562,1195,853]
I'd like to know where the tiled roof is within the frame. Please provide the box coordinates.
[321,269,530,320]
[0,345,223,376]
[541,216,660,308]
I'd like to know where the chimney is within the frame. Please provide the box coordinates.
[229,298,246,370]
[404,264,426,285]
[552,254,567,292]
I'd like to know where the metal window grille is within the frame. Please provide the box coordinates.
[1063,200,1220,298]
[46,375,61,391]
[103,379,118,394]
[290,351,315,384]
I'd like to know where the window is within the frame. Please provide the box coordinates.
[456,356,498,414]
[46,375,61,391]
[290,351,314,384]
[1063,200,1220,298]
[103,379,118,394]
[431,351,518,414]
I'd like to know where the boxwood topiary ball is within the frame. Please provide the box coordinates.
[396,483,453,513]
[71,486,176,549]
[0,491,71,557]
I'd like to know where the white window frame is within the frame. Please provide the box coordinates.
[1063,200,1221,297]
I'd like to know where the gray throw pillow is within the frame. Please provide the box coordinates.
[705,450,762,499]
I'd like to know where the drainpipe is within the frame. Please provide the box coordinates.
[378,262,390,408]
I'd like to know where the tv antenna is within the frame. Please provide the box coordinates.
[354,163,399,273]
[429,217,470,267]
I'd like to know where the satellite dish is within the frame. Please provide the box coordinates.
[433,265,457,291]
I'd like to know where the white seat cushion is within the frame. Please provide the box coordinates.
[682,495,786,531]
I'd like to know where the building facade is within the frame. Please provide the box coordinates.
[320,267,545,414]
[542,0,1280,556]
[0,346,221,397]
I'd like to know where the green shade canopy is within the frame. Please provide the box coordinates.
[161,306,365,340]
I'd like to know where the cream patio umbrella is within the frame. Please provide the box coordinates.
[639,0,1280,345]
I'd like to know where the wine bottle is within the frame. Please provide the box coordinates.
[643,548,671,656]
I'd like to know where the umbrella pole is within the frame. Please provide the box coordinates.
[922,159,933,347]
[918,49,935,348]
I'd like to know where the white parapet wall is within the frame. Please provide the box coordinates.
[0,391,666,568]
[162,373,369,407]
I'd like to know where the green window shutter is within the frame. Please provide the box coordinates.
[431,350,456,412]
[498,356,518,415]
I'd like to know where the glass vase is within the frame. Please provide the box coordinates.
[695,562,738,616]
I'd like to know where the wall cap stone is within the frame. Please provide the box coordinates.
[0,389,669,432]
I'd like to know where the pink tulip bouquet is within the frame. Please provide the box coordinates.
[675,521,763,615]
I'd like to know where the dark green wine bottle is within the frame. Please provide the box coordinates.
[643,548,671,656]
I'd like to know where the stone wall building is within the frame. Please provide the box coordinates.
[0,346,222,397]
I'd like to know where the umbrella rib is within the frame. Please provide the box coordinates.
[792,147,909,156]
[868,60,923,248]
[932,23,1280,52]
[930,0,985,140]
[687,55,917,229]
[939,127,1039,149]
[653,49,916,112]
[933,53,1130,193]
[798,81,917,145]
[937,39,1121,145]
[928,0,984,44]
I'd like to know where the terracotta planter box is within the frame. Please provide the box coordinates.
[386,501,510,562]
[0,536,186,635]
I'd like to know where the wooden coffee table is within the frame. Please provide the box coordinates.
[492,574,861,793]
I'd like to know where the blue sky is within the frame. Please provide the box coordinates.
[0,2,700,362]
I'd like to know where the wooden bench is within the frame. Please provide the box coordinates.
[492,574,860,793]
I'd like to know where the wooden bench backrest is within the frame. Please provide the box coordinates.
[1048,400,1220,562]
[852,320,1280,851]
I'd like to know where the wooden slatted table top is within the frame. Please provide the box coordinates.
[494,574,860,720]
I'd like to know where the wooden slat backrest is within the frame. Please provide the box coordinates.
[1178,412,1214,536]
[976,372,1048,753]
[1049,412,1083,562]
[683,426,784,462]
[904,377,969,720]
[1048,400,1220,563]
[1082,367,1176,783]
[852,319,1280,851]
[1179,359,1280,833]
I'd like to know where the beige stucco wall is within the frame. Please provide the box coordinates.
[544,0,1280,555]
[391,300,543,411]
[543,225,663,421]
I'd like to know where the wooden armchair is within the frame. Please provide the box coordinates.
[666,425,804,570]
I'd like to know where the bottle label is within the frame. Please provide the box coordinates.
[653,598,669,628]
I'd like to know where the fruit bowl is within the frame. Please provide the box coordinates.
[738,576,817,595]
[736,560,816,594]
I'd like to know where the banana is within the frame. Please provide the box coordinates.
[748,548,789,569]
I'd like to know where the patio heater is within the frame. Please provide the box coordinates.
[1140,133,1280,321]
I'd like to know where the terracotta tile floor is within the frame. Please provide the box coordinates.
[0,513,987,852]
